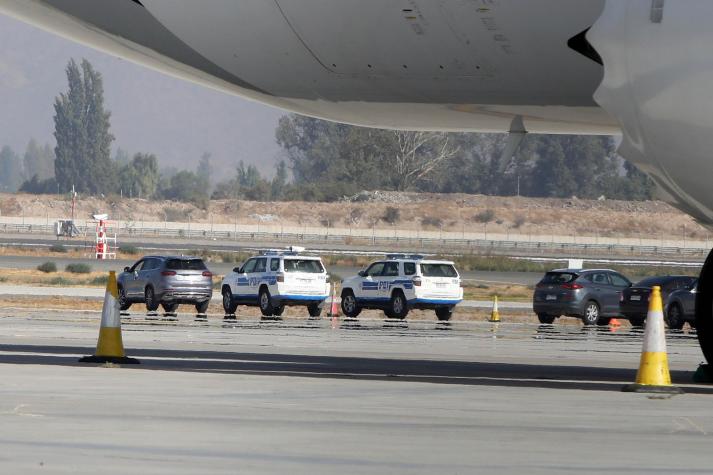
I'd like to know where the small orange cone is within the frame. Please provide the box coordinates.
[622,286,682,394]
[489,295,501,322]
[610,318,621,326]
[80,271,140,364]
[328,285,340,319]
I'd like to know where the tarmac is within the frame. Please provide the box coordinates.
[0,308,711,474]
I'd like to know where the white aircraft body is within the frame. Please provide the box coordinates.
[3,0,713,363]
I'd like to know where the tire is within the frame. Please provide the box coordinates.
[222,286,238,314]
[666,303,685,330]
[307,303,321,318]
[259,287,273,317]
[384,309,396,319]
[537,313,556,324]
[435,307,453,321]
[628,316,646,327]
[195,300,209,314]
[273,305,285,317]
[389,291,409,320]
[145,286,159,312]
[118,285,131,311]
[341,290,361,318]
[597,317,612,326]
[162,302,179,313]
[582,301,600,326]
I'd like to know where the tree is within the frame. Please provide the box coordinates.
[271,160,288,200]
[0,146,23,192]
[196,152,212,192]
[118,153,160,198]
[53,58,115,194]
[159,170,209,209]
[390,131,458,190]
[23,139,54,181]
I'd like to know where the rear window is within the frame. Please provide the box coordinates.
[283,259,324,273]
[165,259,206,271]
[420,263,458,278]
[540,272,578,284]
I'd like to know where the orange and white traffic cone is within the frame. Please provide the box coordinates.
[489,295,501,322]
[622,286,682,394]
[328,286,340,319]
[80,271,140,364]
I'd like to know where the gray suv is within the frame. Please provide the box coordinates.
[533,268,632,325]
[117,256,213,314]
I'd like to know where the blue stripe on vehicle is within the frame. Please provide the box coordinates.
[356,297,391,303]
[409,298,462,305]
[278,295,327,301]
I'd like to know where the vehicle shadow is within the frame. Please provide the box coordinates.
[0,343,708,394]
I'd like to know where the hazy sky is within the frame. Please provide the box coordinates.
[0,13,286,179]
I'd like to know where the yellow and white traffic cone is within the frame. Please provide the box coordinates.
[80,271,140,364]
[489,295,501,322]
[622,286,681,394]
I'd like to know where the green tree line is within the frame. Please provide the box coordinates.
[6,58,654,207]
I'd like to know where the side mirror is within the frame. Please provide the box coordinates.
[358,270,367,277]
[123,267,130,272]
[233,267,242,273]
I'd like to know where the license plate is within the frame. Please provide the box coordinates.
[435,283,446,288]
[630,295,641,301]
[546,294,557,301]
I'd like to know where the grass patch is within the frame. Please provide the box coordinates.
[119,245,140,255]
[65,263,92,274]
[37,261,57,273]
[47,276,72,286]
[89,275,108,286]
[49,244,68,253]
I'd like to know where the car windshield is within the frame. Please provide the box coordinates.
[541,272,578,284]
[283,259,324,273]
[420,263,458,278]
[165,259,206,271]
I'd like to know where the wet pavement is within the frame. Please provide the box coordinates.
[0,309,711,474]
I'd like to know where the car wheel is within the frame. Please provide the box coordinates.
[307,304,321,318]
[118,285,131,311]
[582,301,600,326]
[222,286,238,314]
[195,300,210,314]
[389,291,409,320]
[341,290,361,318]
[537,313,556,324]
[259,287,273,316]
[628,316,646,327]
[162,302,179,313]
[666,303,685,330]
[597,317,612,326]
[435,307,453,321]
[145,286,159,312]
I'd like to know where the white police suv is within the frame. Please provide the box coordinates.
[340,254,463,321]
[221,247,330,317]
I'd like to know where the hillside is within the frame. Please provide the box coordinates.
[0,192,706,241]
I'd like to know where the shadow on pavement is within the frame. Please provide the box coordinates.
[0,343,709,394]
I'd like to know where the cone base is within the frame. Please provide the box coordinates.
[622,383,683,394]
[79,355,140,364]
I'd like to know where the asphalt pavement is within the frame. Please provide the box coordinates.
[0,308,710,473]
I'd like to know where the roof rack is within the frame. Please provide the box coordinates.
[386,254,424,260]
[259,246,307,257]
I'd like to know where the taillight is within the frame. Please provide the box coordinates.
[161,271,176,276]
[277,273,284,283]
[562,283,583,290]
[202,271,212,277]
[412,277,422,287]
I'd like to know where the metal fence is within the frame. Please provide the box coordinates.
[0,222,708,259]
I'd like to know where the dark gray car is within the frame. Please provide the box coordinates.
[533,268,632,325]
[665,278,698,330]
[117,256,213,314]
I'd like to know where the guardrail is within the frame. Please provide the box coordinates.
[0,222,708,259]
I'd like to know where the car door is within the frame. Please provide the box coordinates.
[251,257,268,297]
[138,258,158,296]
[607,272,631,315]
[683,281,698,316]
[126,259,145,297]
[588,272,614,314]
[238,258,258,299]
[380,261,400,301]
[360,262,385,302]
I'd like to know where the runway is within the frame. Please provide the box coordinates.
[0,308,710,473]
